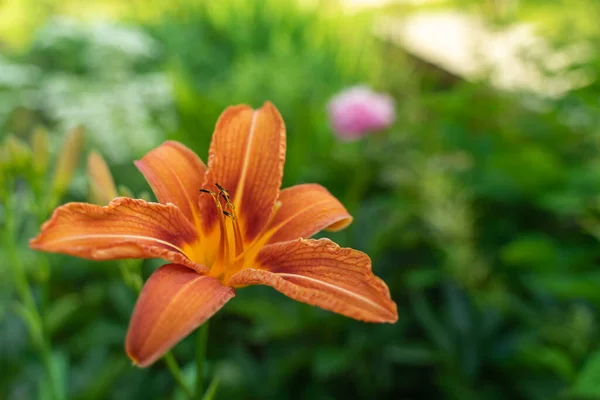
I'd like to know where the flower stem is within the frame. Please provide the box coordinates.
[3,182,61,400]
[201,376,220,400]
[195,321,210,399]
[164,352,194,399]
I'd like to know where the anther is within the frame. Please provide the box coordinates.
[220,192,231,203]
[202,183,245,266]
[215,184,232,205]
[216,183,230,199]
[223,210,235,219]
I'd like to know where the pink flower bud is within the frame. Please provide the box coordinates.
[327,86,396,141]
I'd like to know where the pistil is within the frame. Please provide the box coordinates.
[200,183,283,283]
[200,183,246,280]
[216,184,245,257]
[200,187,230,267]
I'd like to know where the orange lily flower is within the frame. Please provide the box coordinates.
[30,102,398,367]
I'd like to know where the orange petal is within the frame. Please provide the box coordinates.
[266,184,353,244]
[135,141,207,225]
[200,102,286,242]
[29,197,207,273]
[126,264,235,367]
[228,239,397,322]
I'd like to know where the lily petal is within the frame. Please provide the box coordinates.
[135,141,207,225]
[126,264,235,367]
[267,184,353,244]
[228,239,397,322]
[201,102,286,242]
[29,197,207,273]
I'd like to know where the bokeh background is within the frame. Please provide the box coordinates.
[2,0,600,399]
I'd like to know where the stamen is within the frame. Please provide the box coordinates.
[230,214,244,257]
[200,187,230,267]
[215,182,227,193]
[201,183,260,279]
[217,184,244,257]
[216,183,233,210]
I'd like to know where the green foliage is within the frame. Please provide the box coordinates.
[141,0,380,184]
[572,350,600,398]
[1,17,175,164]
[2,0,600,399]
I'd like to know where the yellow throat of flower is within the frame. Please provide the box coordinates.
[199,183,279,284]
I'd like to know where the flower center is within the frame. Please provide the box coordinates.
[200,184,245,280]
[198,183,282,284]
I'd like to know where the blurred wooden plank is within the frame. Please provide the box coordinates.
[374,10,594,97]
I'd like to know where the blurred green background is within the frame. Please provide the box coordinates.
[2,0,600,399]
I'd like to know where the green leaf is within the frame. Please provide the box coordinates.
[13,302,44,348]
[404,267,442,289]
[76,357,129,400]
[531,273,600,302]
[50,351,68,400]
[201,376,220,400]
[385,345,438,365]
[410,291,454,355]
[37,351,68,400]
[45,294,81,336]
[500,234,558,270]
[572,350,600,397]
[313,347,354,378]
